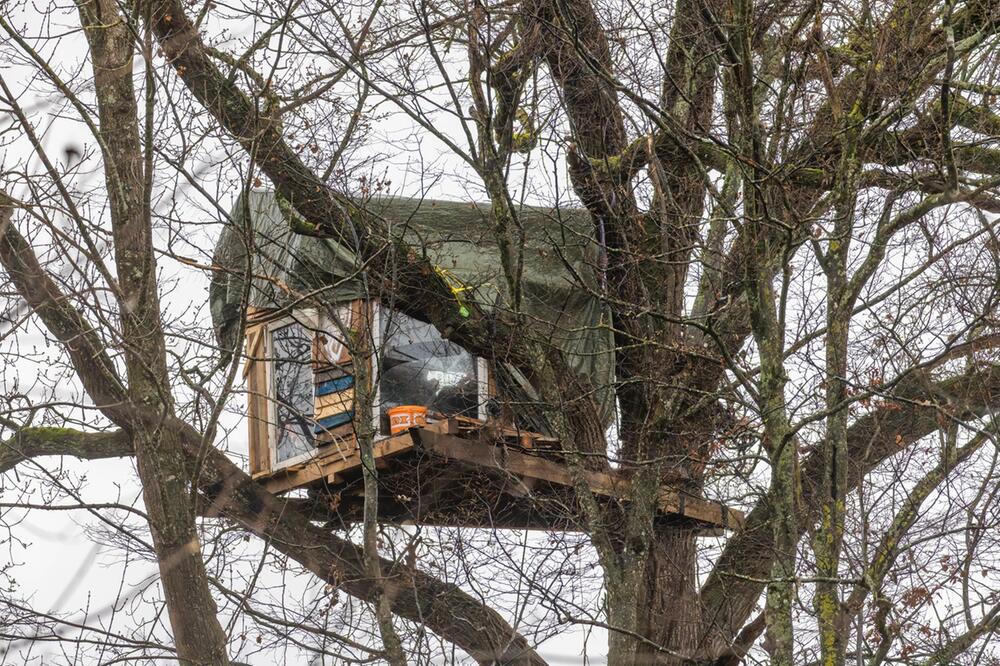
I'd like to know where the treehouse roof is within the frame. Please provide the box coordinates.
[209,190,615,419]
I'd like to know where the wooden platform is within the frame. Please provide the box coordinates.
[256,420,745,533]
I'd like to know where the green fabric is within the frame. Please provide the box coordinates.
[210,190,615,423]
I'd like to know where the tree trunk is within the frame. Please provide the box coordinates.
[635,527,703,665]
[75,1,231,662]
[133,430,231,663]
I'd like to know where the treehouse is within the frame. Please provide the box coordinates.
[210,191,743,532]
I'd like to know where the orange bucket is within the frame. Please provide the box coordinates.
[388,405,428,434]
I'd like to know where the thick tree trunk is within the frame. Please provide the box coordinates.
[635,527,703,665]
[75,1,231,662]
[601,508,705,665]
[134,430,231,663]
[600,433,708,665]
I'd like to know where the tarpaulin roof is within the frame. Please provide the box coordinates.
[210,190,615,422]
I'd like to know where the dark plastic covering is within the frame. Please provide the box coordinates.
[209,190,615,423]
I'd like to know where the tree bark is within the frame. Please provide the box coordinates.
[634,526,702,665]
[68,3,233,661]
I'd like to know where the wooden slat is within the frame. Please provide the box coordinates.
[310,299,366,368]
[315,421,356,446]
[315,364,351,384]
[261,432,416,494]
[244,322,270,477]
[243,326,264,379]
[314,411,354,432]
[316,375,354,396]
[413,430,744,530]
[316,387,355,415]
[336,299,365,365]
[246,306,275,323]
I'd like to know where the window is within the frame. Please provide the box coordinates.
[376,306,487,435]
[270,319,316,464]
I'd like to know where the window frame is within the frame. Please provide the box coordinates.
[264,309,323,471]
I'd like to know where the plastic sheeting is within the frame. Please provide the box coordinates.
[379,308,480,424]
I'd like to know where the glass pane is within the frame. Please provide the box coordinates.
[272,321,315,462]
[379,310,479,432]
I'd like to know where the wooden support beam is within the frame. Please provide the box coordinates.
[412,429,744,530]
[261,431,415,494]
[250,420,743,532]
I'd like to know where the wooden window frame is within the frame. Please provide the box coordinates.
[264,310,323,471]
[260,305,358,473]
[244,317,271,478]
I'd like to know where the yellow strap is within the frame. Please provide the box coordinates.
[434,266,472,317]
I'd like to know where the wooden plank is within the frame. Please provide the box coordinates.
[439,414,556,448]
[246,306,276,323]
[315,364,351,384]
[312,329,347,368]
[243,325,264,379]
[260,431,416,494]
[311,299,367,368]
[263,453,353,494]
[315,421,356,447]
[316,387,355,415]
[316,375,354,396]
[314,411,354,433]
[413,430,744,530]
[244,323,270,477]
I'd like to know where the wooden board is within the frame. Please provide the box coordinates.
[244,322,270,477]
[316,388,355,415]
[315,421,356,446]
[260,431,416,494]
[412,429,744,530]
[315,374,354,396]
[315,364,351,385]
[312,299,366,367]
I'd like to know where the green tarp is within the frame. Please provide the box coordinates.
[210,190,614,422]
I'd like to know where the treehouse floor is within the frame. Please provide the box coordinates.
[258,419,744,532]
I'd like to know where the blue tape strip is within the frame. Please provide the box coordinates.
[315,375,354,396]
[314,411,354,433]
